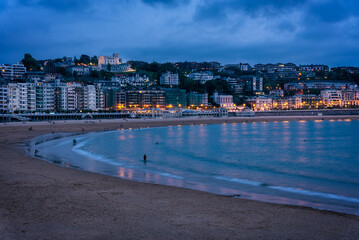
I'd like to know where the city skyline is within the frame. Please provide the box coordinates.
[1,0,359,66]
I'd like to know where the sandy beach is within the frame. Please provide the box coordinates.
[1,116,359,239]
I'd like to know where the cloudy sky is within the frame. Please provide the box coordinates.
[1,0,358,66]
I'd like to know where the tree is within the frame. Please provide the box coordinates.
[22,53,41,71]
[90,56,98,65]
[79,55,91,65]
[91,70,100,78]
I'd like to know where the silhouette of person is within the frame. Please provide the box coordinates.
[143,154,147,162]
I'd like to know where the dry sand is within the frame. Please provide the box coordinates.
[1,116,359,240]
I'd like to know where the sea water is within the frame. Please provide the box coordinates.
[34,120,359,215]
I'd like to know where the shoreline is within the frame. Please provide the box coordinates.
[29,121,359,216]
[1,116,359,239]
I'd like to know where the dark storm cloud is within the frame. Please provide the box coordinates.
[0,0,358,65]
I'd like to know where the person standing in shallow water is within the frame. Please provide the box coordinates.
[143,154,147,162]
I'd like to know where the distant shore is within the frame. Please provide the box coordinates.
[1,116,359,239]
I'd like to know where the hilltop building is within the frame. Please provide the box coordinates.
[98,53,121,66]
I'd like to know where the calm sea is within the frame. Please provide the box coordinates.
[35,119,359,215]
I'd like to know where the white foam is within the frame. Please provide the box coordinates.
[215,176,359,204]
[215,176,262,186]
[268,185,359,204]
[72,141,123,166]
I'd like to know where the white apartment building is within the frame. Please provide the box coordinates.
[112,74,150,87]
[98,53,121,66]
[35,82,55,111]
[6,83,35,112]
[246,96,273,111]
[0,62,26,80]
[189,72,214,84]
[56,83,79,111]
[321,89,342,107]
[160,72,179,86]
[213,91,234,108]
[84,85,97,110]
[0,84,8,112]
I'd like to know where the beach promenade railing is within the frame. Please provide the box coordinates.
[1,108,359,122]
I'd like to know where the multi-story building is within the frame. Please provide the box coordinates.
[187,92,208,107]
[98,53,121,66]
[164,88,187,108]
[284,82,357,91]
[321,89,342,107]
[213,91,234,108]
[254,63,297,72]
[112,74,150,87]
[83,85,98,110]
[242,76,263,93]
[341,90,359,107]
[301,95,324,108]
[300,64,329,72]
[246,96,272,111]
[0,83,8,113]
[35,82,55,112]
[160,72,179,86]
[66,65,91,76]
[5,83,35,112]
[116,91,126,110]
[26,72,45,82]
[102,86,121,110]
[189,72,214,84]
[272,96,302,110]
[224,77,244,94]
[126,89,166,109]
[55,83,82,111]
[0,62,26,80]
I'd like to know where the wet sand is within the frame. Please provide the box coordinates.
[1,116,359,239]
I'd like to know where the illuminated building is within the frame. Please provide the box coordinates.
[164,88,186,108]
[126,89,166,109]
[213,91,234,108]
[98,53,121,66]
[321,89,342,107]
[246,96,272,111]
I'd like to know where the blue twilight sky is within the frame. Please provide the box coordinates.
[0,0,359,66]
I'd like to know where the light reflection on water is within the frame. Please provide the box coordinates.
[36,120,359,215]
